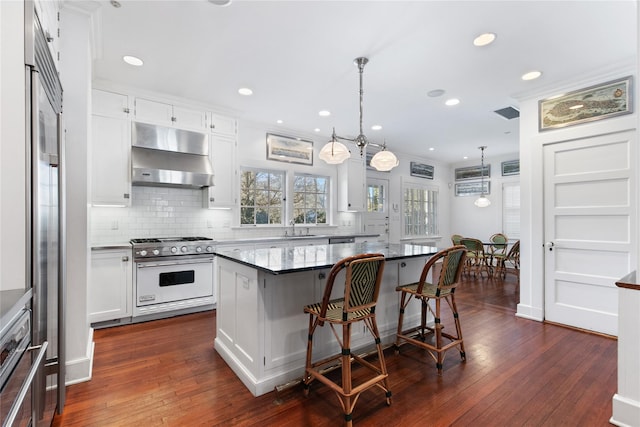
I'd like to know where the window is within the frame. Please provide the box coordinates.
[403,184,438,236]
[502,183,520,239]
[367,182,385,212]
[240,169,284,225]
[293,174,328,224]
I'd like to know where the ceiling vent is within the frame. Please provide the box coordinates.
[494,106,520,120]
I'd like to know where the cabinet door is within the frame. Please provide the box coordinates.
[91,115,131,206]
[89,249,132,323]
[173,105,208,131]
[338,156,366,211]
[204,133,236,208]
[208,113,236,135]
[92,89,130,118]
[134,97,174,126]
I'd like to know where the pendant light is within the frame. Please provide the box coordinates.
[369,140,399,171]
[318,128,351,164]
[474,146,491,208]
[318,57,399,171]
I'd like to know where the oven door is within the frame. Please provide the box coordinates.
[135,257,213,308]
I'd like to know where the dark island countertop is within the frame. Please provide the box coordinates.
[214,242,440,275]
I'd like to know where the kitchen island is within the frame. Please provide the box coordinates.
[213,242,439,396]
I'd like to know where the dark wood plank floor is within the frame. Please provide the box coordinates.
[53,272,617,426]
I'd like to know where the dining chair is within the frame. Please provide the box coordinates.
[488,233,508,275]
[451,234,464,246]
[496,239,520,280]
[395,245,467,374]
[460,237,491,277]
[303,253,391,426]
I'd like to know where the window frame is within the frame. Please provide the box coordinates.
[239,167,286,226]
[401,180,440,238]
[292,172,330,226]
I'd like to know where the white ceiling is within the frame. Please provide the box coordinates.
[87,0,637,164]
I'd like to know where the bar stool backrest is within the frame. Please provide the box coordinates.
[417,245,467,296]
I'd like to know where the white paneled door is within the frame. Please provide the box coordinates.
[543,130,636,336]
[364,178,389,244]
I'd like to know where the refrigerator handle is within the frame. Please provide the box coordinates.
[57,112,66,412]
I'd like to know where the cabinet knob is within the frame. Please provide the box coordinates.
[400,262,407,268]
[123,107,130,114]
[210,124,216,129]
[209,197,215,202]
[122,256,129,262]
[318,272,326,280]
[124,193,130,199]
[171,117,177,122]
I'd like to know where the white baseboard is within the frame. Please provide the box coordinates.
[64,327,94,386]
[610,393,640,427]
[516,303,544,321]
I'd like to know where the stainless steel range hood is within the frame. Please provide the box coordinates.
[131,122,214,188]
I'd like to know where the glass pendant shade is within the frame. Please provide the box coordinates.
[370,149,399,171]
[474,195,491,207]
[318,140,351,164]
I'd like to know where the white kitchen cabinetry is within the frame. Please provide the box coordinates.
[134,97,208,131]
[337,156,366,211]
[91,89,131,206]
[89,248,132,323]
[204,133,237,208]
[208,112,236,135]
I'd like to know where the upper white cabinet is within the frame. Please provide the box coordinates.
[337,156,366,211]
[204,133,237,208]
[91,89,131,206]
[208,113,236,135]
[35,0,60,66]
[134,97,208,131]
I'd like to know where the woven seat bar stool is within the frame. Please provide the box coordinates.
[303,253,391,426]
[394,245,467,374]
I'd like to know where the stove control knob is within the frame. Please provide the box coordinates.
[140,250,148,257]
[171,246,178,254]
[153,249,160,256]
[181,246,188,253]
[206,246,213,252]
[196,246,202,253]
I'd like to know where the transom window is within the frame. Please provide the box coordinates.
[403,184,439,236]
[293,174,328,224]
[240,169,284,225]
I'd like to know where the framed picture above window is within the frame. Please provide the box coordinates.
[454,164,490,181]
[266,133,313,165]
[410,162,434,179]
[455,181,490,197]
[501,159,520,176]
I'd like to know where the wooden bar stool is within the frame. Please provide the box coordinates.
[303,253,391,426]
[395,245,467,374]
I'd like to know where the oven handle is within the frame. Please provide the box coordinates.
[4,341,48,427]
[136,258,213,268]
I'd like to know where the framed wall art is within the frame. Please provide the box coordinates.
[501,159,520,176]
[410,162,434,179]
[539,75,633,131]
[266,133,313,165]
[455,181,490,197]
[454,164,490,181]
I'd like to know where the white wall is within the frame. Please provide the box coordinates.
[59,6,92,384]
[449,153,520,242]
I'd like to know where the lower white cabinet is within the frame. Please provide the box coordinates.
[89,248,132,323]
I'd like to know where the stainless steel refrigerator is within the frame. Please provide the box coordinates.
[26,4,66,426]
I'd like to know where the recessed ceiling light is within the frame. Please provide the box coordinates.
[445,98,460,106]
[473,32,496,47]
[429,147,435,151]
[371,125,382,131]
[123,55,143,66]
[427,89,446,98]
[463,156,468,160]
[238,87,253,96]
[522,70,542,81]
[276,119,283,124]
[318,110,331,117]
[314,128,321,132]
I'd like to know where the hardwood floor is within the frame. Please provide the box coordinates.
[53,272,617,426]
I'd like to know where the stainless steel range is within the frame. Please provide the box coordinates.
[131,237,215,318]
